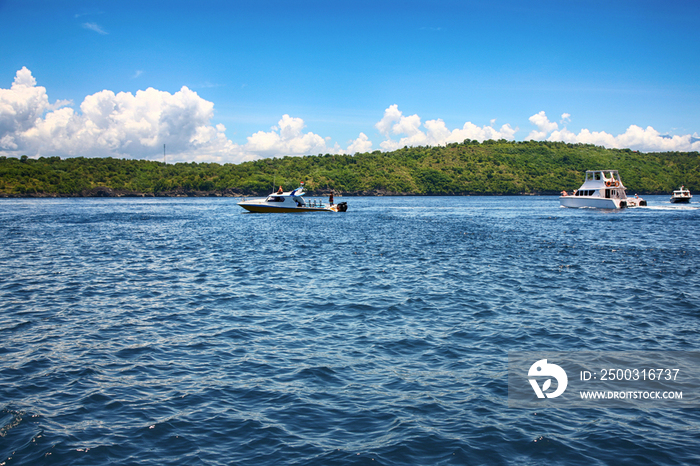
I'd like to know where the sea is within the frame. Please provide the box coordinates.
[1,195,699,465]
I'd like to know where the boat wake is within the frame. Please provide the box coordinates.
[644,204,699,211]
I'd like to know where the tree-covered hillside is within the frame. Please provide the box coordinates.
[1,140,698,197]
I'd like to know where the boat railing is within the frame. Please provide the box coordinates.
[303,199,327,208]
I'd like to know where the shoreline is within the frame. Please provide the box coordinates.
[0,189,573,199]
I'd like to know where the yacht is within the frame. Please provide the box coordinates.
[560,170,646,209]
[670,186,692,203]
[238,184,347,213]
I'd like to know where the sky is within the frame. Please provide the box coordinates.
[1,0,699,164]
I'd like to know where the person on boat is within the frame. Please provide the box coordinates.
[561,190,568,196]
[329,190,334,206]
[277,186,284,194]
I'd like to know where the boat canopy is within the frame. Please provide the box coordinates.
[266,184,306,200]
[585,170,620,182]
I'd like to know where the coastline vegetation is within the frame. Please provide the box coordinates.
[1,140,698,197]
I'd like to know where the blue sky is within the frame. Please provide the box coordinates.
[1,0,699,163]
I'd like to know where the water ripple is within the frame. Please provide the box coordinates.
[1,196,699,465]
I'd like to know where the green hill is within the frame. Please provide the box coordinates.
[1,140,698,197]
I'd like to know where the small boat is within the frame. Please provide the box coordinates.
[560,170,646,209]
[238,184,348,213]
[670,185,692,203]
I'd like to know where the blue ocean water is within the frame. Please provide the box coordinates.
[1,195,699,465]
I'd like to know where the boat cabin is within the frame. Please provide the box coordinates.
[670,185,692,203]
[584,170,622,185]
[265,193,307,207]
[578,170,627,200]
[561,169,643,208]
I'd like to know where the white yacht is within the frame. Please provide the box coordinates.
[670,186,692,203]
[238,184,347,213]
[560,170,646,209]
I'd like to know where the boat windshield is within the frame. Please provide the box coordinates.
[266,196,285,202]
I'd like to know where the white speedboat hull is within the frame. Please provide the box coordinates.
[238,203,338,213]
[560,196,625,209]
[237,185,347,213]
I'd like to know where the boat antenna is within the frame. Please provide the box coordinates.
[163,144,166,164]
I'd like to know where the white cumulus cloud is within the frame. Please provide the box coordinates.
[376,105,517,151]
[0,67,367,163]
[528,110,700,152]
[245,114,329,159]
[0,67,53,147]
[2,68,699,163]
[345,132,372,154]
[1,71,230,161]
[374,104,403,137]
[526,111,559,140]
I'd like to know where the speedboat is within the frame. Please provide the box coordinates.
[238,184,348,213]
[670,185,692,203]
[560,170,646,209]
